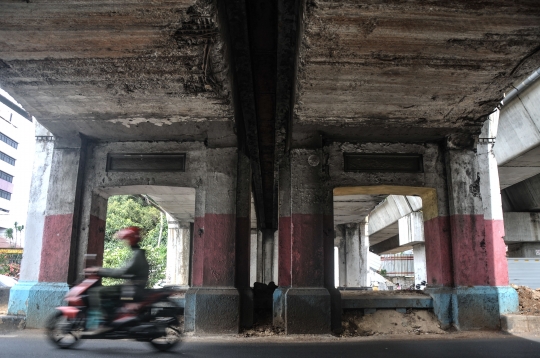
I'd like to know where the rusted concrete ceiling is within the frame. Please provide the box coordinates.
[0,1,235,144]
[294,0,540,145]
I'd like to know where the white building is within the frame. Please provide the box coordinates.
[0,89,35,247]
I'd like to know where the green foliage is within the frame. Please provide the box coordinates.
[0,253,22,278]
[380,269,388,277]
[102,195,168,287]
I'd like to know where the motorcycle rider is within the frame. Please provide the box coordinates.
[84,226,149,333]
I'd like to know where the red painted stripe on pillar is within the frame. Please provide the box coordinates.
[278,216,292,286]
[191,217,204,287]
[203,213,236,287]
[86,215,106,267]
[236,216,251,288]
[291,213,324,287]
[450,214,508,286]
[424,216,453,286]
[484,219,509,286]
[38,214,74,282]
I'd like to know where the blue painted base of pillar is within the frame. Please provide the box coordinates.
[425,286,453,329]
[7,281,69,328]
[282,288,331,334]
[452,286,518,330]
[272,287,288,329]
[184,287,240,334]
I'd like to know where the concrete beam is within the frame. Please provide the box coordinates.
[370,235,399,255]
[398,211,425,246]
[495,80,540,188]
[503,212,540,243]
[368,195,422,238]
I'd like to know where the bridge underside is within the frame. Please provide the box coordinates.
[2,0,540,333]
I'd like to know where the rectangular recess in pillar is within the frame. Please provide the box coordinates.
[343,153,423,173]
[106,153,186,172]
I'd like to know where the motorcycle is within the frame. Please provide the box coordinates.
[45,271,183,352]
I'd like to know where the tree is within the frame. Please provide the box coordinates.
[13,222,24,248]
[5,228,13,247]
[4,222,24,248]
[102,195,168,287]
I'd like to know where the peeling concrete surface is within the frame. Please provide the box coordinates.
[295,0,540,143]
[0,0,234,141]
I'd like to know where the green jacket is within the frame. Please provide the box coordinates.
[98,246,149,288]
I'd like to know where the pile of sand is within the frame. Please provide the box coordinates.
[513,285,540,316]
[342,309,446,337]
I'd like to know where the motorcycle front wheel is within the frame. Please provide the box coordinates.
[148,316,182,352]
[45,310,83,349]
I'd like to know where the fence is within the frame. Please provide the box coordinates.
[380,254,414,277]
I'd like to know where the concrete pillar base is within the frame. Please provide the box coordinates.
[272,287,288,329]
[238,287,254,328]
[8,281,69,328]
[184,287,240,334]
[452,286,518,330]
[273,287,331,334]
[425,286,453,329]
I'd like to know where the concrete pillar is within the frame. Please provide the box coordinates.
[413,244,427,286]
[322,182,341,333]
[256,229,263,282]
[273,229,279,284]
[9,133,86,328]
[359,220,370,287]
[166,216,190,286]
[262,228,275,283]
[8,123,54,321]
[344,223,361,287]
[85,193,108,268]
[422,141,455,329]
[235,150,253,328]
[185,148,240,334]
[398,212,426,286]
[273,149,331,334]
[273,157,291,329]
[250,229,258,285]
[334,225,346,287]
[445,123,517,330]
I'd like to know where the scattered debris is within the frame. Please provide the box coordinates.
[241,282,284,337]
[242,323,284,338]
[341,309,447,337]
[512,285,540,316]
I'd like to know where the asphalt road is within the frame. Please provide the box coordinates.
[1,330,540,358]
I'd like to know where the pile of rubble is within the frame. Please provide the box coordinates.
[513,285,540,316]
[341,309,446,337]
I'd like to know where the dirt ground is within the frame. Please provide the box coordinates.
[241,308,446,338]
[342,309,446,337]
[513,285,540,316]
[340,290,428,297]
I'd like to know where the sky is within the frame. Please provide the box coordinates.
[0,87,36,246]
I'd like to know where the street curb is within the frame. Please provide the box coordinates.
[501,314,540,333]
[0,315,26,333]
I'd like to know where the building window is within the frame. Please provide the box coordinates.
[0,189,11,200]
[0,132,18,149]
[0,170,13,183]
[0,151,15,166]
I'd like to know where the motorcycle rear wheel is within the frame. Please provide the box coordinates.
[45,310,82,349]
[148,317,182,352]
